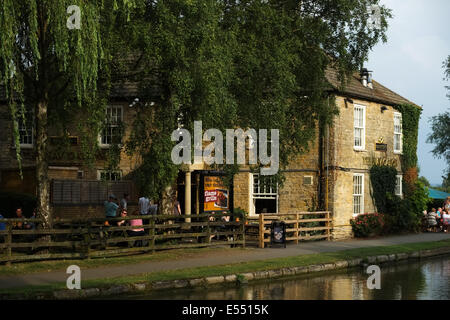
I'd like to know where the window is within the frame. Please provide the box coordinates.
[394,112,403,153]
[354,105,366,150]
[18,109,34,147]
[303,176,313,186]
[252,174,278,214]
[99,106,123,147]
[98,170,122,181]
[353,174,364,216]
[395,175,403,196]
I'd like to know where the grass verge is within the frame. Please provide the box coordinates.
[1,238,450,298]
[0,247,243,276]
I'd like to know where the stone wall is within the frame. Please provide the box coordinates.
[328,96,403,239]
[0,101,141,194]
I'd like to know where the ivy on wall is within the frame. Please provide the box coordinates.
[393,103,422,198]
[369,164,397,214]
[393,103,421,171]
[363,104,427,234]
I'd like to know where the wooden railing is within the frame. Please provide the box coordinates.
[246,212,333,248]
[0,213,245,265]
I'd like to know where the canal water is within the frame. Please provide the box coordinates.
[121,255,450,300]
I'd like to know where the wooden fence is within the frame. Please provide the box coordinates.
[245,212,332,248]
[0,213,245,265]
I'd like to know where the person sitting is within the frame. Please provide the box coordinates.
[28,210,37,230]
[0,214,6,231]
[12,207,30,230]
[443,210,450,233]
[117,210,145,247]
[426,209,438,232]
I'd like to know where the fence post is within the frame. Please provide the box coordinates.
[150,217,155,254]
[326,211,331,241]
[258,214,265,249]
[295,214,299,244]
[84,220,91,259]
[207,214,211,244]
[6,222,12,266]
[241,215,246,248]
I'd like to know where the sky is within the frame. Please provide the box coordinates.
[367,0,450,185]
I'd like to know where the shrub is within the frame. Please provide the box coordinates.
[233,207,248,221]
[369,165,397,214]
[351,213,385,238]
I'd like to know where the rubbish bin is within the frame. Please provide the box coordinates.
[270,221,286,248]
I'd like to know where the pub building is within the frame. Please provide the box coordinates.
[0,68,420,239]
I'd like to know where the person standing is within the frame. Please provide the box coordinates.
[139,195,151,234]
[120,193,129,211]
[104,195,119,225]
[445,197,450,212]
[173,193,181,216]
[138,196,150,215]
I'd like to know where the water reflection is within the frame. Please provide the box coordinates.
[122,255,450,300]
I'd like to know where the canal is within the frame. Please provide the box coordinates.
[120,255,450,300]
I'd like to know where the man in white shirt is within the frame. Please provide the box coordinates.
[138,196,150,215]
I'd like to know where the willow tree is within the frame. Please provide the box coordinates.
[0,0,136,227]
[123,0,392,204]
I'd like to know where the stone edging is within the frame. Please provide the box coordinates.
[3,246,450,300]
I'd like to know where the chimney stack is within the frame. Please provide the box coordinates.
[360,68,373,89]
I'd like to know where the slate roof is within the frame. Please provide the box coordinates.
[1,67,420,108]
[325,68,420,108]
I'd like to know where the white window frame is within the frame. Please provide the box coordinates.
[393,112,403,154]
[353,174,364,217]
[18,108,34,148]
[395,175,403,197]
[97,170,122,181]
[252,173,278,214]
[99,105,123,148]
[354,104,366,151]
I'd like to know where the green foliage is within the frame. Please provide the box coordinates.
[232,207,248,220]
[427,56,450,180]
[123,0,392,198]
[1,0,393,212]
[428,110,450,176]
[369,165,429,233]
[394,103,422,171]
[383,181,429,233]
[351,213,385,238]
[418,176,431,187]
[369,165,397,214]
[0,0,138,221]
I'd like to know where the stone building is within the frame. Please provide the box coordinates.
[0,68,420,238]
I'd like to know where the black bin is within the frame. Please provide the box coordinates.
[270,221,286,248]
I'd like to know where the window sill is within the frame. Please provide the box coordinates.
[12,144,34,150]
[353,148,367,153]
[99,144,123,149]
[394,151,403,155]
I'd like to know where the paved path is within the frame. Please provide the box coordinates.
[1,233,449,290]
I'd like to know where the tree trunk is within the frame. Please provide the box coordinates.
[36,97,52,229]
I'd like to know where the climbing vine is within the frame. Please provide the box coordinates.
[365,103,428,234]
[393,103,421,179]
